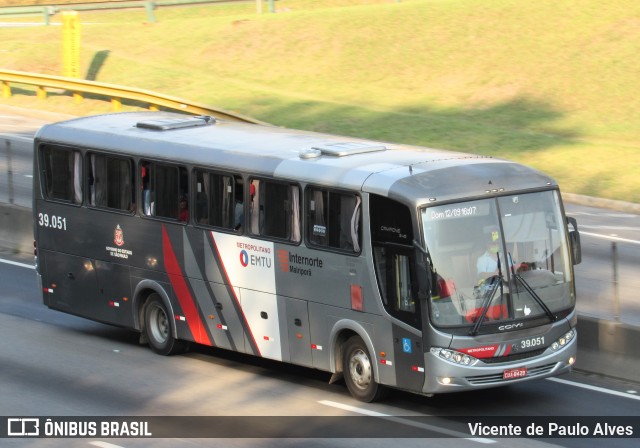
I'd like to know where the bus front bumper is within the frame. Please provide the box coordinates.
[422,335,577,394]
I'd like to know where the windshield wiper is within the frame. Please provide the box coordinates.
[469,254,505,336]
[509,252,556,323]
[469,275,502,336]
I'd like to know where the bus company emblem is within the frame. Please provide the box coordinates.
[277,250,323,277]
[239,250,249,267]
[114,225,125,247]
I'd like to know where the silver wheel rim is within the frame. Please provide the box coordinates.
[149,304,169,344]
[349,348,372,390]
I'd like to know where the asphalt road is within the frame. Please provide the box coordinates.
[1,258,639,448]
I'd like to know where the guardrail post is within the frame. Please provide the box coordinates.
[612,242,620,321]
[145,2,156,23]
[5,139,15,205]
[42,6,50,26]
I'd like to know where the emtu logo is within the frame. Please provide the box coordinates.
[277,250,289,273]
[239,250,249,267]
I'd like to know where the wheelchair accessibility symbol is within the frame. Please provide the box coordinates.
[402,338,412,354]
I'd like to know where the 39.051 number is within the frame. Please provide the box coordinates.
[38,213,67,231]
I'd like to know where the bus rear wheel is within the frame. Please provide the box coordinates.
[343,335,386,402]
[144,294,187,356]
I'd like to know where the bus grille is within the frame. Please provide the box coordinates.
[480,348,545,364]
[465,363,556,385]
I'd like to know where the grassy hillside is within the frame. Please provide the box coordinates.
[2,0,639,202]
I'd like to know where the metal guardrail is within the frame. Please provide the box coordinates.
[0,68,267,124]
[0,0,261,24]
[0,5,55,24]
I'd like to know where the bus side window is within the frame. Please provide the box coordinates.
[141,160,188,221]
[87,153,134,212]
[194,169,239,231]
[41,145,82,205]
[306,187,361,254]
[250,178,300,243]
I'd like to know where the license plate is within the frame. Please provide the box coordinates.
[503,367,527,380]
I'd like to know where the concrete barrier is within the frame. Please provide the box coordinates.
[0,203,32,257]
[574,315,640,383]
[0,202,638,384]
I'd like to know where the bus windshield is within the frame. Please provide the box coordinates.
[421,190,574,330]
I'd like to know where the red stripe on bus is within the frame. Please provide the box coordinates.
[161,225,212,346]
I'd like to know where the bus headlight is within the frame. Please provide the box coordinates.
[431,348,478,366]
[551,329,576,351]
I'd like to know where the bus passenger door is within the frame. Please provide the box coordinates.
[284,297,313,367]
[43,251,99,318]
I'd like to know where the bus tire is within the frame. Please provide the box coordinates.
[343,335,386,402]
[144,294,187,356]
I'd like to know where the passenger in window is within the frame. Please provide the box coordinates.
[142,165,152,215]
[234,186,244,231]
[196,191,208,224]
[179,196,189,222]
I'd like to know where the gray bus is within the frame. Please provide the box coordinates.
[33,112,581,401]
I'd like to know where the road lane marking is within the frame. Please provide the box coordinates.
[568,212,638,218]
[318,399,495,443]
[580,231,640,245]
[89,442,126,448]
[547,378,640,401]
[0,257,35,269]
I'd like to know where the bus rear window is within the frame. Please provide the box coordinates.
[40,145,82,205]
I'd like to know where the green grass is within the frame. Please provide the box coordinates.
[2,0,639,202]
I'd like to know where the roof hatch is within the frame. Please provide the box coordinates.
[136,115,215,131]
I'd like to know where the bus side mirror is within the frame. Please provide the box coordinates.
[566,217,582,265]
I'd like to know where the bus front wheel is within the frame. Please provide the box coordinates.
[343,335,386,402]
[144,294,187,356]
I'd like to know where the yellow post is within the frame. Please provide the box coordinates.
[2,81,11,98]
[62,11,81,78]
[111,98,122,111]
